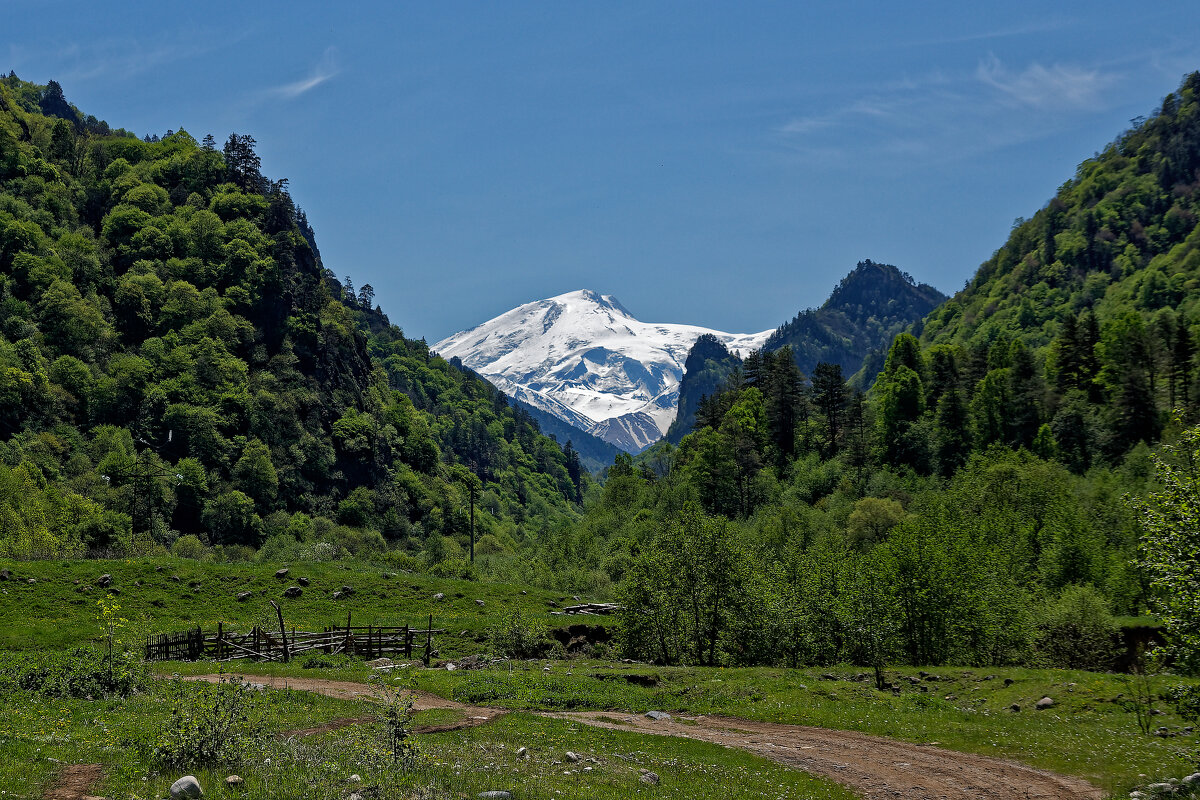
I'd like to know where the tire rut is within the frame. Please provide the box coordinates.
[180,674,1106,800]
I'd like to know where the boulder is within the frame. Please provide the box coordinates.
[297,577,309,587]
[1003,678,1014,687]
[433,592,445,600]
[640,770,660,786]
[1036,696,1054,710]
[475,599,485,606]
[645,710,672,722]
[97,574,112,587]
[564,751,580,762]
[27,578,36,584]
[236,592,252,602]
[274,568,289,579]
[283,586,303,598]
[1009,703,1021,712]
[169,775,203,799]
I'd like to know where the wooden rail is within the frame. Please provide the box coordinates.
[146,614,442,665]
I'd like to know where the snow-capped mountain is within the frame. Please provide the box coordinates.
[434,290,772,452]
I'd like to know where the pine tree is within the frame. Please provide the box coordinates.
[811,361,847,455]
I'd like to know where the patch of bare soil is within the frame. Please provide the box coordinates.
[182,674,505,732]
[555,711,1106,800]
[43,763,103,800]
[181,675,1106,800]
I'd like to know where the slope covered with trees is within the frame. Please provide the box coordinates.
[763,260,945,386]
[562,73,1200,672]
[0,74,584,564]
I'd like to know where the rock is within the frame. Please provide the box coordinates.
[27,578,36,584]
[516,747,528,759]
[1036,696,1054,710]
[332,591,345,600]
[348,795,363,800]
[924,674,940,682]
[820,673,838,681]
[520,589,527,595]
[170,575,181,582]
[340,585,354,595]
[944,695,957,701]
[297,577,309,586]
[640,771,660,785]
[97,574,112,587]
[366,657,393,668]
[109,587,120,595]
[275,568,289,579]
[224,775,243,787]
[475,599,485,606]
[0,568,10,580]
[1183,772,1200,785]
[1155,726,1172,737]
[433,592,445,600]
[236,591,252,601]
[446,663,457,671]
[565,751,580,762]
[283,586,303,598]
[169,775,203,799]
[348,774,362,783]
[573,595,581,601]
[645,710,672,721]
[1003,678,1014,687]
[478,793,513,800]
[1010,704,1021,712]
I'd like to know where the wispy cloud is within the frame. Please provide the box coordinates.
[772,56,1124,172]
[8,32,239,84]
[902,18,1075,48]
[271,47,338,99]
[976,54,1115,109]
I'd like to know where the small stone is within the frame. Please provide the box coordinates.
[573,595,581,601]
[944,695,957,701]
[170,575,181,582]
[477,793,513,800]
[236,592,252,601]
[565,751,580,762]
[0,568,10,580]
[1036,696,1054,710]
[1003,678,1014,687]
[297,577,309,586]
[348,794,363,800]
[169,775,203,799]
[516,747,528,759]
[27,578,36,584]
[520,590,527,595]
[645,710,672,721]
[155,565,163,571]
[348,774,362,783]
[283,586,303,598]
[1010,704,1021,712]
[640,771,660,785]
[434,592,445,600]
[97,574,112,587]
[224,775,243,787]
[274,568,289,579]
[475,599,485,606]
[339,585,354,595]
[332,591,344,600]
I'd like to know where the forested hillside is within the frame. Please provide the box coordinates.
[763,260,945,386]
[0,75,584,564]
[556,73,1200,671]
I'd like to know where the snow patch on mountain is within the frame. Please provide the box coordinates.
[434,290,771,452]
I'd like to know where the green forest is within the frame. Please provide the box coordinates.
[5,69,1200,678]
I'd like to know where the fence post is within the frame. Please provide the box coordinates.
[424,614,432,667]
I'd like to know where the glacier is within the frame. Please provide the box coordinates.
[433,290,771,452]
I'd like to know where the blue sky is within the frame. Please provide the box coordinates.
[6,2,1200,341]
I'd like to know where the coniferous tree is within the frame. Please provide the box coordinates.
[811,361,847,455]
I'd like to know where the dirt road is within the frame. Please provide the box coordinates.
[182,674,1106,800]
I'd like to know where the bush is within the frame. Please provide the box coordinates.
[1036,584,1119,669]
[170,533,209,560]
[489,607,549,659]
[150,676,265,769]
[0,647,146,698]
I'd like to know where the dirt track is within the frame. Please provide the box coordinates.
[183,674,1106,800]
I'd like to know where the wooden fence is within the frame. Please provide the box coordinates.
[146,612,443,665]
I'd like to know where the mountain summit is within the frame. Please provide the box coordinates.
[434,290,771,452]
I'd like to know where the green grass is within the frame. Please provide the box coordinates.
[0,669,855,800]
[0,556,608,658]
[409,660,1198,795]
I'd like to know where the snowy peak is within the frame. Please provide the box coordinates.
[434,290,770,453]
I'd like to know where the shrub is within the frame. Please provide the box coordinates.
[150,676,265,769]
[1036,584,1118,669]
[489,607,549,659]
[0,647,146,698]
